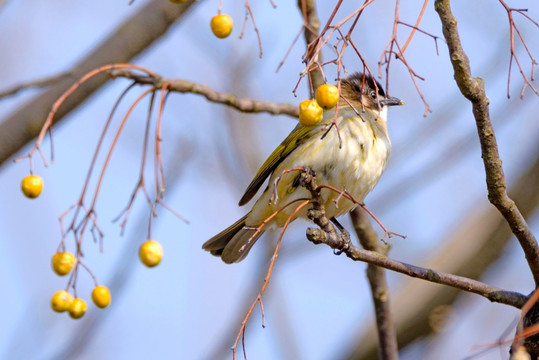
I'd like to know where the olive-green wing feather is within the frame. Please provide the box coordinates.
[238,123,315,206]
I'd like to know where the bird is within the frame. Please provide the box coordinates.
[203,72,403,263]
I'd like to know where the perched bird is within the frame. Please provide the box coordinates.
[203,72,403,263]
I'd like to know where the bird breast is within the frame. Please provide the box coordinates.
[248,108,391,227]
[313,109,391,216]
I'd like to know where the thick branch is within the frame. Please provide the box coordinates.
[0,0,198,167]
[345,121,539,360]
[308,228,527,309]
[109,69,298,117]
[435,0,539,286]
[350,208,398,360]
[298,0,324,91]
[299,169,526,309]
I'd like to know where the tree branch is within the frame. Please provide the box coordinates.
[350,207,398,360]
[299,169,527,309]
[435,0,539,286]
[108,69,299,117]
[308,227,527,309]
[298,0,324,92]
[345,136,539,359]
[0,71,71,99]
[0,0,198,167]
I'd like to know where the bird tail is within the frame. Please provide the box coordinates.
[202,214,264,264]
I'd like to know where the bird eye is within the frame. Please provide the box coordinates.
[370,91,377,99]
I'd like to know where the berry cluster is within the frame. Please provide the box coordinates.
[21,175,165,319]
[50,252,111,319]
[298,84,340,126]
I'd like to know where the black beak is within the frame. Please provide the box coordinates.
[381,96,404,106]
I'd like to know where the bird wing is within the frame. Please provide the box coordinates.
[238,123,315,206]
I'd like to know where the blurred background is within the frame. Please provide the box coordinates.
[0,0,538,359]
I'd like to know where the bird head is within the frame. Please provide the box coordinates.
[340,72,403,113]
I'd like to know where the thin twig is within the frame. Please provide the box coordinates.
[13,64,155,169]
[399,0,429,54]
[497,0,538,97]
[232,200,312,360]
[239,1,263,58]
[0,71,72,99]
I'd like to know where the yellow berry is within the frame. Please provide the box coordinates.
[169,0,188,3]
[139,240,163,267]
[211,14,233,39]
[299,99,323,126]
[91,285,111,308]
[51,290,73,313]
[68,298,87,319]
[51,252,76,276]
[315,84,340,109]
[21,175,43,199]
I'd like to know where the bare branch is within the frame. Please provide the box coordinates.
[399,0,430,54]
[239,1,264,58]
[435,0,539,286]
[298,169,527,309]
[232,200,312,360]
[0,0,199,167]
[341,114,539,358]
[497,0,538,97]
[109,69,298,117]
[298,0,325,91]
[308,227,527,309]
[0,71,71,99]
[350,208,398,360]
